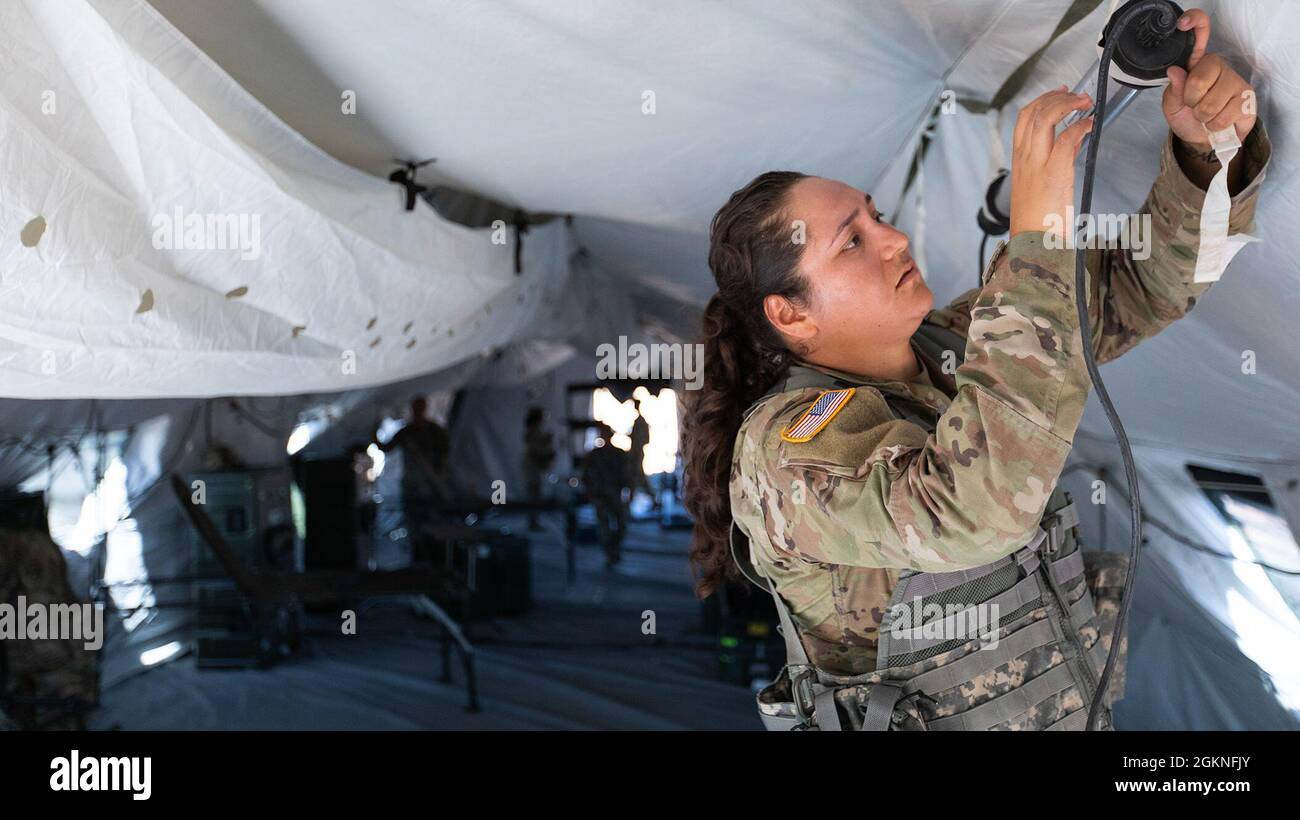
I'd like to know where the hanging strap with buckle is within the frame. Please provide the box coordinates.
[1040,501,1080,558]
[860,681,905,731]
[731,523,818,721]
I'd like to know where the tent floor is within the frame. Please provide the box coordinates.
[90,516,761,730]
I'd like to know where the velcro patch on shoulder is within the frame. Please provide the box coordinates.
[780,388,855,443]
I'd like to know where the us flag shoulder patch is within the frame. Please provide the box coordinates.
[780,387,855,443]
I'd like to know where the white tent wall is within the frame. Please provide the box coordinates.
[1058,439,1300,729]
[1,334,593,688]
[444,356,588,507]
[1117,547,1299,729]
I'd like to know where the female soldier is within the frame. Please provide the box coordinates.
[682,9,1269,730]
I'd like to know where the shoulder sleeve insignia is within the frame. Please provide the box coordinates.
[780,387,856,443]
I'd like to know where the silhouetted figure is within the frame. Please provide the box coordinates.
[581,423,629,568]
[522,406,556,531]
[373,396,450,561]
[628,399,656,509]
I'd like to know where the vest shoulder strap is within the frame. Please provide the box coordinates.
[730,522,810,670]
[913,319,965,355]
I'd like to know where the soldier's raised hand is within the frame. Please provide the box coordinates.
[1009,87,1094,237]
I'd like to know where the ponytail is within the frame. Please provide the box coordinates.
[683,170,809,597]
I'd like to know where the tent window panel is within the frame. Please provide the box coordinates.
[1186,464,1299,569]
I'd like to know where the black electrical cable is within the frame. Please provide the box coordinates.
[978,233,990,288]
[64,439,93,492]
[1073,0,1181,730]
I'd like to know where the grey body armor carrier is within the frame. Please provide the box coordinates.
[736,322,1129,731]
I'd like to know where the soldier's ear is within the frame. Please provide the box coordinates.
[762,293,817,344]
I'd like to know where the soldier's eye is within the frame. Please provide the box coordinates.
[873,212,887,225]
[842,233,860,253]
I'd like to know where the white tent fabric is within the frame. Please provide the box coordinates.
[126,0,1300,459]
[1058,446,1300,728]
[2,0,1298,727]
[1,0,579,398]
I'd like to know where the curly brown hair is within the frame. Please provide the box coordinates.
[682,170,811,598]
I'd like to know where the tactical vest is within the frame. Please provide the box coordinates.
[737,322,1128,731]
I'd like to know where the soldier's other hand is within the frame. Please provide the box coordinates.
[1009,87,1094,237]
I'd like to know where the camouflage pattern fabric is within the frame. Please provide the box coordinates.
[811,588,1115,731]
[582,443,631,562]
[731,123,1271,689]
[0,527,98,730]
[1083,550,1131,703]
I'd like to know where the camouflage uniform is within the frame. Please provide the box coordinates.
[380,420,451,560]
[733,124,1271,728]
[0,527,97,729]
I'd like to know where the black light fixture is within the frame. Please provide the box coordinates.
[388,157,437,211]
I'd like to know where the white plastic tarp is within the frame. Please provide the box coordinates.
[1,0,580,398]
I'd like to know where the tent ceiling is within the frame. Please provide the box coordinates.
[145,0,1300,464]
[146,0,997,304]
[3,0,1297,463]
[2,0,1298,731]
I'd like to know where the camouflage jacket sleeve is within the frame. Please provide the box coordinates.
[734,231,1090,573]
[933,120,1272,361]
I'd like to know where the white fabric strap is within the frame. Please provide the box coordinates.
[1193,124,1258,283]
